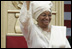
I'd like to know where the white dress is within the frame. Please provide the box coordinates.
[20,19,71,48]
[19,2,71,48]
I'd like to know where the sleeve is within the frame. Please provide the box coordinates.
[19,1,34,41]
[65,27,71,48]
[65,38,71,48]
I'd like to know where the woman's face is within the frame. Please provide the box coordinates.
[37,11,52,26]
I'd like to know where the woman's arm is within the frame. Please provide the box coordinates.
[19,1,34,41]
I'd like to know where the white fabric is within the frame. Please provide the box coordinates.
[19,1,71,48]
[29,1,53,20]
[20,23,71,48]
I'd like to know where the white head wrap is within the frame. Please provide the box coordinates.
[29,1,53,20]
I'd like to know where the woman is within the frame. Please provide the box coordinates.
[19,1,71,48]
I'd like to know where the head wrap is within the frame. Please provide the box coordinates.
[29,1,53,20]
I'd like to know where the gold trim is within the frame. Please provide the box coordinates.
[6,33,23,36]
[8,10,57,13]
[12,1,23,9]
[8,10,20,13]
[15,13,20,18]
[15,18,22,33]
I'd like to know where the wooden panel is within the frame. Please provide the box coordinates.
[8,13,16,33]
[50,14,56,25]
[52,1,56,11]
[1,1,8,48]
